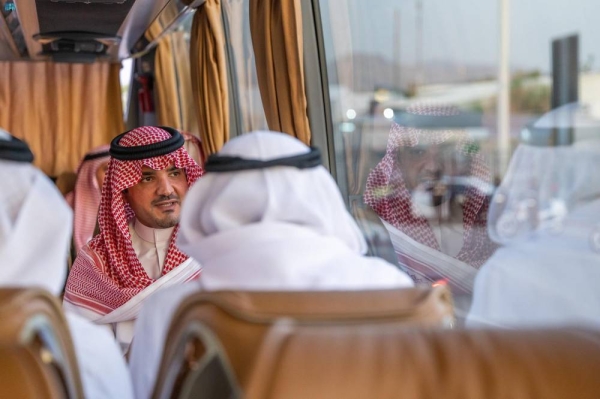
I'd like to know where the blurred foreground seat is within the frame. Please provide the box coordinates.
[0,288,83,398]
[245,325,600,399]
[152,286,454,398]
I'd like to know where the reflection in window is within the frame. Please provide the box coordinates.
[319,0,600,323]
[364,104,497,300]
[468,106,600,328]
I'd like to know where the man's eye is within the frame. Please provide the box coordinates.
[141,176,153,182]
[170,171,181,177]
[409,148,426,156]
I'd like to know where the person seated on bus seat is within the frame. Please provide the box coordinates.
[62,126,204,353]
[67,144,110,255]
[0,129,134,399]
[467,135,600,329]
[364,104,497,297]
[128,130,414,399]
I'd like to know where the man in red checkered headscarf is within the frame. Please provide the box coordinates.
[64,126,203,351]
[365,104,497,297]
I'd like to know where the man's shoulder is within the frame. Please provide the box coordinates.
[73,242,106,272]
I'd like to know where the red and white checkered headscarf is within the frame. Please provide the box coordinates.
[365,104,497,269]
[71,145,110,253]
[64,126,203,315]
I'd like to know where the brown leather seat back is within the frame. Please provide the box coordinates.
[153,319,242,399]
[0,344,68,398]
[246,325,600,399]
[0,288,84,399]
[153,286,453,397]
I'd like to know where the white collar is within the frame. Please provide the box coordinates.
[133,219,174,244]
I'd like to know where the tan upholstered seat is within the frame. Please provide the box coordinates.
[0,288,84,398]
[0,344,68,398]
[153,286,454,398]
[245,324,600,399]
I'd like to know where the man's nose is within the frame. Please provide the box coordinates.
[422,151,442,173]
[156,175,174,196]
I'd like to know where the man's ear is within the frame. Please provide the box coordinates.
[122,188,129,203]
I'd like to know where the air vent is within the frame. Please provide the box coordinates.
[33,31,121,47]
[33,33,116,63]
[49,39,105,53]
[33,31,120,62]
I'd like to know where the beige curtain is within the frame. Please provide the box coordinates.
[249,0,311,145]
[0,61,123,176]
[189,0,230,155]
[145,5,198,134]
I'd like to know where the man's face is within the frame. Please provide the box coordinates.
[123,164,188,229]
[397,142,469,192]
[397,141,472,219]
[398,144,444,192]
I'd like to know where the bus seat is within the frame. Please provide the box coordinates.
[152,286,453,397]
[0,344,68,398]
[246,324,600,399]
[0,288,84,398]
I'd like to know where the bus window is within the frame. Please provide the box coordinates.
[318,0,600,326]
[221,0,269,135]
[121,58,133,118]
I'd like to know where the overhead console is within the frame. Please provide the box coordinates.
[1,0,180,62]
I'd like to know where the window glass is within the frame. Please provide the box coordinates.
[120,58,133,118]
[319,0,600,326]
[143,10,196,131]
[222,0,269,134]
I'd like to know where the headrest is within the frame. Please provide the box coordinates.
[0,288,83,398]
[153,287,453,394]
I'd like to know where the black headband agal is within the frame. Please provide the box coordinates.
[0,135,34,163]
[82,150,110,162]
[109,126,184,161]
[205,146,322,172]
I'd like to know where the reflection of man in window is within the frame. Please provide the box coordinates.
[365,105,497,294]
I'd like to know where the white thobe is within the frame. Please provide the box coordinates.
[129,222,414,399]
[112,219,174,350]
[0,159,134,399]
[129,219,174,279]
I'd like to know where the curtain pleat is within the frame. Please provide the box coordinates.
[0,61,123,176]
[249,0,311,144]
[190,0,230,155]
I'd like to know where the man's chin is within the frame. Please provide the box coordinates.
[410,189,450,219]
[153,216,180,229]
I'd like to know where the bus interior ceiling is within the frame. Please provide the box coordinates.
[0,0,184,63]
